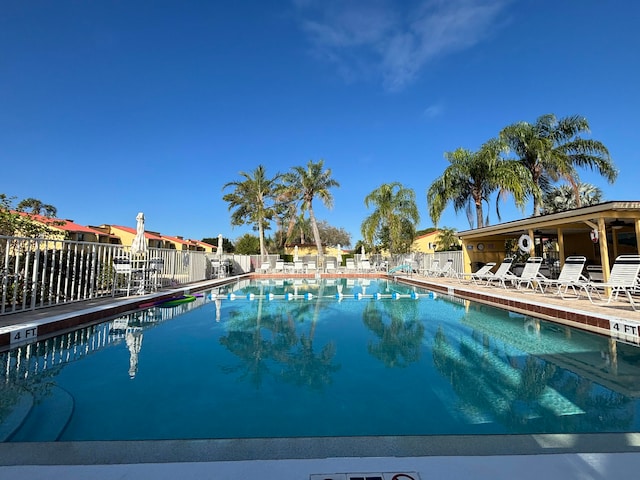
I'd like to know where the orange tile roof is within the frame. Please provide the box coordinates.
[111,225,163,241]
[161,234,190,246]
[16,212,116,236]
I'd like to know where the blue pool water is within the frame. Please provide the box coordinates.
[2,278,640,442]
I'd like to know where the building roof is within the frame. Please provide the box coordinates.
[110,225,164,241]
[16,212,117,237]
[457,201,640,239]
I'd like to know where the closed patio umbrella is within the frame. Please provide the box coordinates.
[336,244,342,265]
[217,234,224,257]
[130,212,147,256]
[293,245,299,261]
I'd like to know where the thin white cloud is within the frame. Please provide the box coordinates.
[423,102,444,119]
[293,0,511,91]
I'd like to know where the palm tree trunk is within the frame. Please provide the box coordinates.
[308,205,323,256]
[258,221,266,258]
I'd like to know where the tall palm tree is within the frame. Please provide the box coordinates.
[500,113,617,216]
[282,160,340,256]
[222,165,281,258]
[427,139,531,229]
[541,182,603,214]
[361,182,420,253]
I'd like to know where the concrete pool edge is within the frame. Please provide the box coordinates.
[2,433,640,466]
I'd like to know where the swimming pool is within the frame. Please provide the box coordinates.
[2,277,640,442]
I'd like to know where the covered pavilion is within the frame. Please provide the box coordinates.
[457,201,640,281]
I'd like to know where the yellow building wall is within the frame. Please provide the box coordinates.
[108,227,136,247]
[412,232,440,253]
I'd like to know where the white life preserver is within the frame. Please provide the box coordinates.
[590,229,599,243]
[517,234,532,253]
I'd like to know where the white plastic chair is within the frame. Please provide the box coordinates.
[112,256,134,296]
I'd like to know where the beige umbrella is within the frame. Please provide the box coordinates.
[293,245,299,261]
[130,212,147,256]
[336,244,342,265]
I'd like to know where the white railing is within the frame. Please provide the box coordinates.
[1,298,205,383]
[390,250,465,275]
[0,236,213,315]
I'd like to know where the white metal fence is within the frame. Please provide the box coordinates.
[0,236,216,316]
[1,234,466,316]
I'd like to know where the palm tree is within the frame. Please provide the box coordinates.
[435,227,459,251]
[541,182,603,214]
[427,139,531,229]
[361,182,420,253]
[500,114,617,216]
[222,165,281,258]
[282,160,340,256]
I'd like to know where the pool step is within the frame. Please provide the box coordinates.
[8,384,74,441]
[0,388,34,441]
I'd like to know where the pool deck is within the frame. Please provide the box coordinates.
[1,273,640,479]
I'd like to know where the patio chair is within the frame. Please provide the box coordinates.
[306,261,317,275]
[458,262,496,284]
[422,259,440,276]
[586,265,604,282]
[325,260,337,274]
[432,258,455,278]
[148,257,164,290]
[259,261,271,273]
[360,259,372,273]
[480,257,516,288]
[274,260,285,273]
[293,259,305,273]
[112,256,137,296]
[514,257,546,293]
[537,256,587,297]
[345,258,357,273]
[571,254,640,310]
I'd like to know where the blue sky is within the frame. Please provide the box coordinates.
[2,0,639,247]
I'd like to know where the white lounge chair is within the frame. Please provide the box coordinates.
[515,257,545,293]
[360,259,372,273]
[345,258,357,273]
[481,257,516,288]
[572,254,640,310]
[306,261,317,275]
[428,259,455,278]
[325,261,337,274]
[458,262,496,284]
[423,259,440,276]
[274,260,285,273]
[259,261,271,273]
[537,256,587,297]
[293,260,305,273]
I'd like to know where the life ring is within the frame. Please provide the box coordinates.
[524,318,540,337]
[590,229,599,243]
[517,234,532,253]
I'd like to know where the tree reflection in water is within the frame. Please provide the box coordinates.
[432,326,634,433]
[362,298,425,368]
[219,289,339,390]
